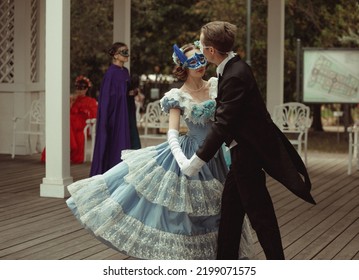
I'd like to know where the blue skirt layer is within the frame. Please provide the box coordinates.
[67,135,251,259]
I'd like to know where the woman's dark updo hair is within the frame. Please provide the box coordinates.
[172,43,196,81]
[108,42,127,57]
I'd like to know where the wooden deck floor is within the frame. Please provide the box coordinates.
[0,151,358,260]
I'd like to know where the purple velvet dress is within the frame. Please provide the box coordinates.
[90,64,132,176]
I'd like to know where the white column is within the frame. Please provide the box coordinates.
[266,0,285,115]
[113,0,131,69]
[40,0,72,198]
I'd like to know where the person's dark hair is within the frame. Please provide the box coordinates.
[108,42,127,57]
[75,75,92,90]
[201,21,237,54]
[75,80,89,90]
[172,43,196,81]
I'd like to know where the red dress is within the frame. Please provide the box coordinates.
[41,95,98,163]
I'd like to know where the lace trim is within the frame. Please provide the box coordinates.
[67,177,218,259]
[91,200,218,260]
[121,148,223,216]
[67,175,110,217]
[68,175,254,260]
[160,77,218,126]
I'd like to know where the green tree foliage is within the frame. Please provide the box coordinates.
[285,0,359,130]
[285,0,359,81]
[130,0,208,76]
[70,0,113,96]
[194,0,268,93]
[338,2,359,45]
[70,0,359,115]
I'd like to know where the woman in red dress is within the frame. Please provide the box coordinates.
[41,75,98,163]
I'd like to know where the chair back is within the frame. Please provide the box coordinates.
[347,125,359,174]
[143,100,169,133]
[29,99,44,124]
[83,118,96,162]
[273,102,310,132]
[11,98,45,158]
[135,100,143,127]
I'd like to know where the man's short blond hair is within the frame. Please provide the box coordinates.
[201,21,237,53]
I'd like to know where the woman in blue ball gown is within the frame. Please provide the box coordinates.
[66,42,253,260]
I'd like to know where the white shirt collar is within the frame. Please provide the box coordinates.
[216,51,236,77]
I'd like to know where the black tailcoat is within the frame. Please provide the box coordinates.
[197,56,315,204]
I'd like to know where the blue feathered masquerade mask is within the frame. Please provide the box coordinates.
[172,44,207,70]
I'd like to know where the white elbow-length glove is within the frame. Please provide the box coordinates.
[167,129,188,168]
[181,153,205,177]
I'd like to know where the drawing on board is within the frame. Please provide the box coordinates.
[303,49,359,103]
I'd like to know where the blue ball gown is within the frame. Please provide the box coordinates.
[66,77,254,260]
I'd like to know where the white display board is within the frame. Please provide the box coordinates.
[303,48,359,103]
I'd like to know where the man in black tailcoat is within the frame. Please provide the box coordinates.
[182,21,316,260]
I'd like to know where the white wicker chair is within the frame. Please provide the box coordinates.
[139,100,188,146]
[135,100,144,128]
[139,100,168,146]
[272,102,312,165]
[83,118,96,162]
[12,99,45,159]
[347,125,359,175]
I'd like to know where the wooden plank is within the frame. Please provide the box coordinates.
[23,234,101,260]
[280,188,359,259]
[104,253,132,260]
[0,151,358,260]
[0,207,69,231]
[0,200,65,222]
[290,205,359,260]
[0,212,81,249]
[312,215,359,259]
[0,228,87,259]
[62,243,112,260]
[333,233,359,260]
[252,155,359,260]
[84,248,128,260]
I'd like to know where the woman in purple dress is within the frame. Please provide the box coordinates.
[90,42,141,176]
